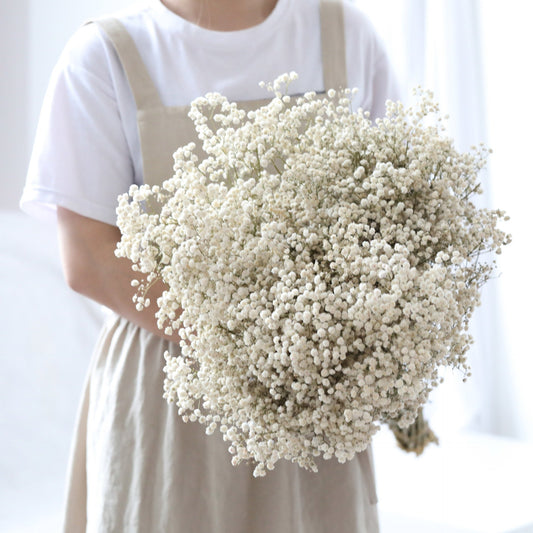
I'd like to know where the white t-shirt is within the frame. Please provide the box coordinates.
[21,0,399,226]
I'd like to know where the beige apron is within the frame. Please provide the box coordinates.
[63,2,380,532]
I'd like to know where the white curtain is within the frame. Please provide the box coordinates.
[355,0,530,441]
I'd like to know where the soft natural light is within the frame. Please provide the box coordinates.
[356,1,533,531]
[2,1,532,532]
[357,0,533,440]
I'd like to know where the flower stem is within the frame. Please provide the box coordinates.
[389,408,439,455]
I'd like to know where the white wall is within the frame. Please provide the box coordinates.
[1,3,136,532]
[1,0,30,210]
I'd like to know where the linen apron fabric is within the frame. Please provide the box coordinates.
[62,1,381,531]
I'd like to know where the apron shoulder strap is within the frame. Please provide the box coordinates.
[320,0,348,90]
[88,18,162,110]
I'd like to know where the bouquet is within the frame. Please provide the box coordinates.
[116,73,511,476]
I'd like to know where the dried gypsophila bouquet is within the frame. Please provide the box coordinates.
[116,72,511,477]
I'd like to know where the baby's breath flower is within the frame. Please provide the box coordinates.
[116,74,511,477]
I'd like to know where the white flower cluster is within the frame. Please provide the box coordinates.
[116,73,511,476]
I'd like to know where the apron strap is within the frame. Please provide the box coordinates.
[90,18,163,109]
[89,0,347,111]
[320,0,348,90]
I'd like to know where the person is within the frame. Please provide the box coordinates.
[21,0,399,531]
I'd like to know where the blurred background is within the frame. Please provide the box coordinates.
[1,0,532,531]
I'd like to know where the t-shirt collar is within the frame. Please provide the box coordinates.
[149,0,292,50]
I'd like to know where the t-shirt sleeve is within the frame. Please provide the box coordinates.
[368,49,401,120]
[343,3,402,120]
[20,24,135,226]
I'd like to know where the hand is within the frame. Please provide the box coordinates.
[56,206,182,344]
